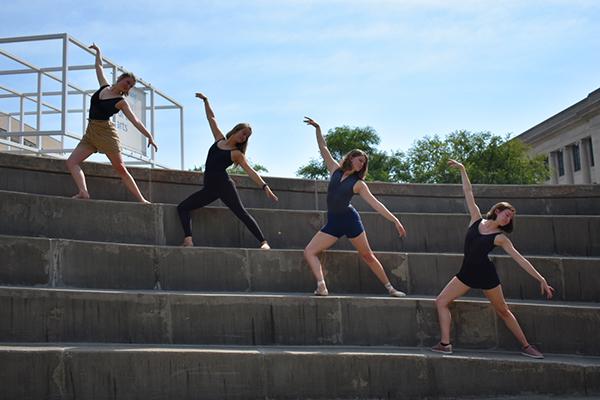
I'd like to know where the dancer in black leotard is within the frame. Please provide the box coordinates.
[431,160,554,359]
[303,117,407,297]
[177,93,278,249]
[66,43,158,203]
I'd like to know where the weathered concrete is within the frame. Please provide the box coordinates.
[0,344,598,400]
[2,235,599,302]
[2,190,599,256]
[2,152,600,214]
[1,287,598,355]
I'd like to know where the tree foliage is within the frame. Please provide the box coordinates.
[401,130,549,184]
[296,126,549,184]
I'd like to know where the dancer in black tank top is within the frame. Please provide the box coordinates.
[303,117,407,297]
[431,160,554,359]
[65,43,158,203]
[177,93,278,249]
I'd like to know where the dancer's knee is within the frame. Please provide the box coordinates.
[493,304,512,320]
[359,250,376,263]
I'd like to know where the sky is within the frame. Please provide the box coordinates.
[1,0,600,177]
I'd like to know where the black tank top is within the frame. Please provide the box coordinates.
[327,169,361,213]
[89,85,123,120]
[461,219,501,268]
[204,139,233,185]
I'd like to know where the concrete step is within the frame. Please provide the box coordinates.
[3,235,599,303]
[2,152,600,214]
[1,343,598,400]
[1,287,598,356]
[2,190,599,256]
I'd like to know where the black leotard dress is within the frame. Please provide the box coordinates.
[455,218,502,290]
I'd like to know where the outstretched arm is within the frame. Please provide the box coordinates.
[448,160,481,224]
[89,43,109,87]
[232,151,278,202]
[117,100,158,152]
[195,93,225,141]
[355,180,406,237]
[496,234,554,299]
[303,117,339,174]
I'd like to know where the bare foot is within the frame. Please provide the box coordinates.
[182,237,194,247]
[314,281,329,296]
[71,191,90,199]
[259,241,271,250]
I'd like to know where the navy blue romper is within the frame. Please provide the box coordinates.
[456,218,502,290]
[320,169,365,239]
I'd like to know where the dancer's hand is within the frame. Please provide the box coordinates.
[265,186,279,202]
[395,220,406,238]
[147,137,158,152]
[540,278,554,300]
[447,159,465,170]
[303,116,319,128]
[195,92,208,101]
[89,43,100,53]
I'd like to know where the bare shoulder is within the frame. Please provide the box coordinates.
[353,179,369,194]
[231,149,245,163]
[494,233,511,246]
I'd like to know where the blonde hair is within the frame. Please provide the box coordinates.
[116,72,136,96]
[226,123,252,154]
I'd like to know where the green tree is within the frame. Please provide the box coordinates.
[297,125,402,182]
[399,130,549,184]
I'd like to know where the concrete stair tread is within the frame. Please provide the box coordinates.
[2,342,600,366]
[3,285,599,308]
[4,233,600,259]
[3,187,600,217]
[0,285,600,311]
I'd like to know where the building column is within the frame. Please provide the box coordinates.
[580,139,592,184]
[564,144,575,184]
[549,151,559,184]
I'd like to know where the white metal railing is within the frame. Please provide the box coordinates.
[0,33,185,169]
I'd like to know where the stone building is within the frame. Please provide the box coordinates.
[515,88,599,184]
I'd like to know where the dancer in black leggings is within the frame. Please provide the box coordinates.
[177,92,278,249]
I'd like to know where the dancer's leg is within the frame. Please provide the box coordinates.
[105,151,149,203]
[219,180,267,246]
[176,187,219,246]
[349,232,395,287]
[484,285,529,347]
[435,277,471,344]
[303,231,338,295]
[65,143,95,199]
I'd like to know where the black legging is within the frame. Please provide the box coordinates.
[177,179,266,243]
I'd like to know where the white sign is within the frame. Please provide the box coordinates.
[114,86,147,155]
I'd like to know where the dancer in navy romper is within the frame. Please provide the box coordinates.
[303,117,407,297]
[431,160,554,359]
[177,93,278,248]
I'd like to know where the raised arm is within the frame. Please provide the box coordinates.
[303,117,340,174]
[231,151,278,202]
[117,100,158,152]
[89,43,109,87]
[448,160,481,224]
[355,180,406,237]
[495,235,554,299]
[195,93,225,141]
